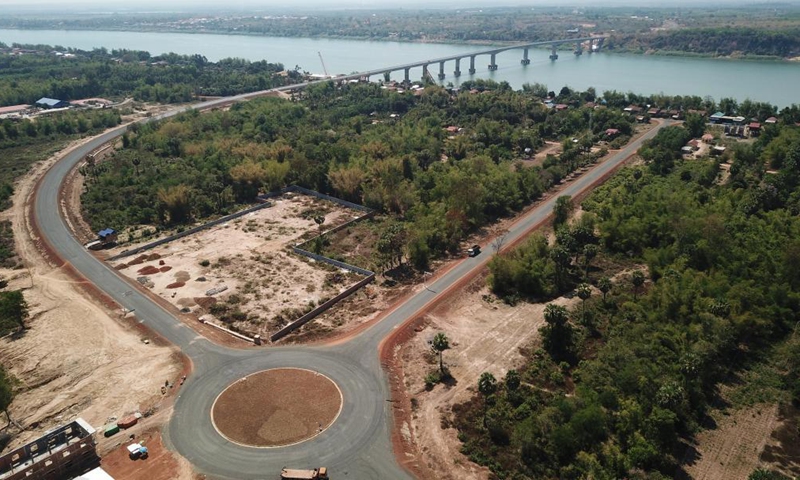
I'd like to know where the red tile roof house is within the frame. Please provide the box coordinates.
[605,128,621,137]
[555,104,569,111]
[765,117,778,124]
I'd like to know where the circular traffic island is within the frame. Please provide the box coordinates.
[211,368,343,447]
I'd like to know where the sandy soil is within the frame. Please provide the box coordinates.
[395,275,580,480]
[0,133,182,452]
[211,368,342,447]
[108,194,362,338]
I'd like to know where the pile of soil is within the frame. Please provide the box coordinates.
[166,282,185,289]
[211,368,342,447]
[194,297,217,309]
[138,265,160,275]
[159,266,172,273]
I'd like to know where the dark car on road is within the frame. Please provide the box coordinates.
[467,245,481,257]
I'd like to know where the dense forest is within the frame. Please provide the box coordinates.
[3,6,799,58]
[456,116,800,479]
[0,44,297,107]
[80,81,635,268]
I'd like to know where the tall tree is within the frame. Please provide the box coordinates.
[0,290,29,331]
[553,195,574,227]
[431,332,450,375]
[541,303,574,363]
[478,371,498,426]
[631,270,646,299]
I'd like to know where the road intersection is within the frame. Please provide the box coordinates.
[32,93,669,478]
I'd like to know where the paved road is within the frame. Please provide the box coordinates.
[33,92,670,478]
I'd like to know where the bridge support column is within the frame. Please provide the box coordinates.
[469,56,476,75]
[488,53,498,71]
[454,58,461,77]
[404,67,410,84]
[521,48,531,65]
[574,41,583,56]
[438,61,446,80]
[587,39,594,54]
[383,71,391,82]
[550,45,559,61]
[422,63,430,82]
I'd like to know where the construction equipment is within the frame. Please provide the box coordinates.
[317,52,329,77]
[281,467,329,480]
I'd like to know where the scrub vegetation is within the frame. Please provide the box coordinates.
[456,116,800,480]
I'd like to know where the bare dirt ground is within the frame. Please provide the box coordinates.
[107,194,362,338]
[683,402,800,480]
[211,368,342,447]
[683,403,794,480]
[393,274,580,480]
[0,133,182,452]
[101,427,201,480]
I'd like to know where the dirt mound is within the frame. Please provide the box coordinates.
[159,266,172,273]
[146,253,161,261]
[211,368,342,447]
[173,271,191,283]
[138,265,160,275]
[128,255,148,266]
[115,263,128,270]
[166,282,185,289]
[194,297,217,309]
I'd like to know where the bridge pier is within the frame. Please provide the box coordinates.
[383,71,391,82]
[521,48,531,65]
[595,37,605,52]
[587,39,594,54]
[574,41,583,56]
[438,61,446,80]
[488,53,498,71]
[454,58,461,77]
[404,67,410,84]
[550,45,559,61]
[422,63,430,82]
[469,55,476,75]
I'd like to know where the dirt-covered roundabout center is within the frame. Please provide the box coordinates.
[210,368,343,447]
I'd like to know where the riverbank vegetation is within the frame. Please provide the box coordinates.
[3,5,799,59]
[455,116,800,479]
[0,43,296,107]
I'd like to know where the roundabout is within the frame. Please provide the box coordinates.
[211,368,343,448]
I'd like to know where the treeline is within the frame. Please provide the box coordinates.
[0,44,296,107]
[456,120,800,478]
[609,27,800,58]
[81,81,630,268]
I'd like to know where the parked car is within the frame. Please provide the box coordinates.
[467,245,481,257]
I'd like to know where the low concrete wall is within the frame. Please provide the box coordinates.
[270,273,375,342]
[109,201,274,261]
[292,247,375,277]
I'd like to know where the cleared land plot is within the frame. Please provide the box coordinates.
[211,369,342,447]
[396,277,579,480]
[109,193,364,337]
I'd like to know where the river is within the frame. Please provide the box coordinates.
[2,28,798,107]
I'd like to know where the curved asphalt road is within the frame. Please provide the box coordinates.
[33,88,670,478]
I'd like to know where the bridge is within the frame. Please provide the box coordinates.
[319,36,606,84]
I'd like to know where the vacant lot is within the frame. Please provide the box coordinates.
[110,193,364,337]
[395,275,579,480]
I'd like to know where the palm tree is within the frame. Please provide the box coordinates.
[504,369,520,392]
[631,270,646,299]
[478,372,497,426]
[431,333,450,375]
[597,277,612,303]
[576,283,592,322]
